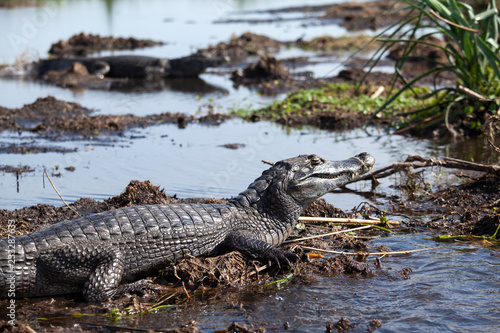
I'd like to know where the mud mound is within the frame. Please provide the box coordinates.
[230,55,306,94]
[0,96,92,129]
[417,174,500,237]
[432,175,500,214]
[235,55,289,82]
[297,34,380,52]
[300,254,375,278]
[472,214,500,238]
[49,32,164,58]
[325,0,412,31]
[388,36,448,65]
[0,96,229,139]
[198,32,282,62]
[303,199,348,218]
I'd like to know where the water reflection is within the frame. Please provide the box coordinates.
[107,76,229,94]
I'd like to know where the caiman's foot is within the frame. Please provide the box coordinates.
[113,279,160,299]
[220,231,299,271]
[262,247,299,270]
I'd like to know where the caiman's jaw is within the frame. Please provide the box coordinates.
[288,152,375,205]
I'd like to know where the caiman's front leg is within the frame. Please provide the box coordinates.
[216,231,299,269]
[38,242,153,301]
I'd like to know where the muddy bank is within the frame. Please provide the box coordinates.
[198,32,283,63]
[49,32,164,58]
[0,96,229,140]
[231,55,321,94]
[426,174,500,238]
[225,1,412,31]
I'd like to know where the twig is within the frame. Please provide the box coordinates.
[457,85,493,102]
[181,281,191,300]
[261,159,275,166]
[233,264,268,284]
[369,86,385,99]
[44,170,81,217]
[298,216,400,226]
[353,154,500,183]
[301,245,440,256]
[283,225,372,244]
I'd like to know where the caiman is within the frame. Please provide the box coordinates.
[37,54,226,79]
[0,153,374,301]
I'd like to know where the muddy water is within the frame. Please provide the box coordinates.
[1,1,500,332]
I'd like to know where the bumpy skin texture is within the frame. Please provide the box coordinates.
[0,153,374,301]
[37,55,225,79]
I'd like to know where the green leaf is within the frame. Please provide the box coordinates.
[474,8,498,22]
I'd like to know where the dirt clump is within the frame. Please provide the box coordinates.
[49,32,164,58]
[326,317,355,333]
[0,96,230,140]
[236,55,289,82]
[215,322,266,333]
[399,173,500,238]
[198,32,283,62]
[231,55,292,90]
[388,36,449,65]
[0,164,34,174]
[301,254,375,278]
[303,198,348,218]
[297,34,380,52]
[325,0,411,31]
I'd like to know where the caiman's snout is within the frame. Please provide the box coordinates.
[289,152,375,205]
[347,152,375,175]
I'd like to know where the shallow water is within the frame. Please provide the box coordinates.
[1,1,500,332]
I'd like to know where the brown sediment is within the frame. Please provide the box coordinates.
[0,96,230,140]
[198,32,283,62]
[424,174,500,238]
[49,32,164,58]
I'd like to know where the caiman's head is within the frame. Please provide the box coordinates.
[231,153,375,220]
[286,152,375,205]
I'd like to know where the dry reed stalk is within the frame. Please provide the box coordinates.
[298,216,400,226]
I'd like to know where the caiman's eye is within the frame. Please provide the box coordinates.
[308,154,322,165]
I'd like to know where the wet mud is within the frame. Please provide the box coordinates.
[426,174,500,238]
[229,1,412,31]
[0,96,229,141]
[49,32,164,58]
[198,32,283,63]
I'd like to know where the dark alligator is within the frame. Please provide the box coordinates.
[0,153,374,301]
[37,55,226,79]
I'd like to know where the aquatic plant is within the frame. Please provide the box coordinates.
[365,0,500,140]
[236,83,429,123]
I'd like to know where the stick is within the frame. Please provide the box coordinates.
[298,216,400,226]
[369,86,385,99]
[352,154,500,183]
[301,245,440,256]
[44,170,81,217]
[283,225,372,244]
